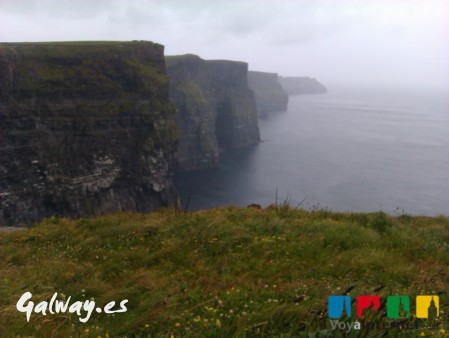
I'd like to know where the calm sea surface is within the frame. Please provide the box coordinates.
[175,86,449,215]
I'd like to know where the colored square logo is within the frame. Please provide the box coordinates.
[357,296,380,318]
[416,296,439,319]
[386,296,410,318]
[328,296,351,318]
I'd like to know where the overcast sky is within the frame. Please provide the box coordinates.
[1,0,448,89]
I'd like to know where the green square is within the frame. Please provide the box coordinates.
[387,296,410,318]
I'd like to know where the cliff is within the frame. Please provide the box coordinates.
[166,54,260,172]
[0,41,179,226]
[248,71,288,116]
[278,76,327,95]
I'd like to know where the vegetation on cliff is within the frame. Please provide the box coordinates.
[0,41,170,98]
[1,207,448,337]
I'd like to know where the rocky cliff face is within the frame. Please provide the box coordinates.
[278,76,327,95]
[0,41,179,226]
[248,71,288,116]
[166,54,260,172]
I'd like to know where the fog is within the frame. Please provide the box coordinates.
[1,0,448,89]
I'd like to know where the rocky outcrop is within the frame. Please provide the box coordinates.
[278,76,327,95]
[248,71,288,116]
[0,41,179,226]
[166,54,260,172]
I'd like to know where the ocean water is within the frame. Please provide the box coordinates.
[175,86,449,215]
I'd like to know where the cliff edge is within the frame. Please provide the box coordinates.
[278,76,327,95]
[0,41,179,226]
[248,71,288,116]
[166,54,260,172]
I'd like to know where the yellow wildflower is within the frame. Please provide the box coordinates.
[175,322,181,327]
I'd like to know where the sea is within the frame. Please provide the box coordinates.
[175,86,449,216]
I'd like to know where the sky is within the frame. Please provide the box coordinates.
[1,0,448,89]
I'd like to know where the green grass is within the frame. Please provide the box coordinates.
[1,207,449,337]
[1,41,167,100]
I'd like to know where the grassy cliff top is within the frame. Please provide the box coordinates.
[0,40,161,47]
[165,54,248,67]
[165,53,200,61]
[0,40,164,58]
[0,39,170,102]
[1,207,448,337]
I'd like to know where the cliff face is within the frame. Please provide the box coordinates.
[0,41,179,226]
[278,76,327,95]
[166,54,260,172]
[248,71,288,116]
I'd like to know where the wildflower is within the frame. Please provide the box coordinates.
[216,319,221,327]
[175,322,181,327]
[420,332,425,337]
[145,324,150,328]
[439,329,445,334]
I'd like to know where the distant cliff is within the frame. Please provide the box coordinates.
[0,41,179,226]
[248,71,288,116]
[278,76,327,95]
[166,54,260,172]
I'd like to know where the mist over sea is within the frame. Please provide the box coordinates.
[176,86,449,216]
